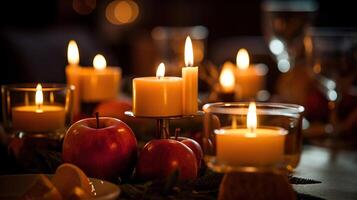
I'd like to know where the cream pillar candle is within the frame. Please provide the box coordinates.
[133,63,183,117]
[12,84,65,132]
[214,102,287,166]
[235,49,265,99]
[182,36,198,115]
[65,40,81,115]
[80,54,121,102]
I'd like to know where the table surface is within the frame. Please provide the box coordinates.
[294,145,357,200]
[1,122,357,200]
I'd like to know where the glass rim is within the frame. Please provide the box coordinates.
[202,102,304,117]
[1,83,75,92]
[261,0,318,12]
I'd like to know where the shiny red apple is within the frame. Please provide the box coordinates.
[136,139,197,181]
[170,136,203,169]
[62,116,137,180]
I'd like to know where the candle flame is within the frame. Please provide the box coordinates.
[236,48,250,70]
[184,36,194,67]
[247,102,257,133]
[156,62,165,79]
[93,54,107,70]
[67,40,79,65]
[219,62,235,93]
[35,84,43,111]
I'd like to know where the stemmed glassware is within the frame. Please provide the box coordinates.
[307,28,357,144]
[261,0,318,72]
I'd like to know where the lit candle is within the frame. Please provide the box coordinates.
[65,40,81,115]
[80,54,121,102]
[12,84,66,132]
[133,63,183,117]
[235,48,265,99]
[215,102,287,166]
[219,62,236,93]
[182,36,198,115]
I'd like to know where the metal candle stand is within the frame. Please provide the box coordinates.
[124,111,204,139]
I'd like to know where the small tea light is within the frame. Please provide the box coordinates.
[2,83,74,138]
[215,102,287,166]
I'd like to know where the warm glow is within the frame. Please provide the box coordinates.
[93,54,107,70]
[105,0,139,25]
[219,62,235,93]
[184,36,194,67]
[67,40,79,65]
[156,62,165,79]
[236,48,250,70]
[247,102,257,133]
[35,84,43,110]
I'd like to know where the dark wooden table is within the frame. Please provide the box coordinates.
[294,145,357,200]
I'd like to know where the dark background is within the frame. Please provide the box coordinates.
[0,0,356,84]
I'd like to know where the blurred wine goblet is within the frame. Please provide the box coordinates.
[307,28,357,139]
[261,0,318,73]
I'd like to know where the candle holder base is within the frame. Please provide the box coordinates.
[218,172,296,200]
[10,128,66,140]
[124,111,204,139]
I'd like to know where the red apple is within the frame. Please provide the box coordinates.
[170,137,203,169]
[62,117,137,180]
[136,139,197,181]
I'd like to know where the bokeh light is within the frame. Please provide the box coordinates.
[106,0,139,25]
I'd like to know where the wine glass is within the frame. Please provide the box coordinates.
[307,27,357,143]
[261,0,318,72]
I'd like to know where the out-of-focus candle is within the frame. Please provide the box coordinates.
[219,62,236,93]
[133,63,183,117]
[80,54,121,102]
[215,102,286,166]
[182,36,198,115]
[65,40,81,115]
[235,48,265,99]
[12,84,66,132]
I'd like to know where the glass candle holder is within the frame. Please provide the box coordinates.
[2,83,74,139]
[202,102,304,173]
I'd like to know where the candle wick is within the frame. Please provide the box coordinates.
[157,76,162,80]
[95,112,99,129]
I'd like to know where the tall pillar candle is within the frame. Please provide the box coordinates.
[182,36,198,115]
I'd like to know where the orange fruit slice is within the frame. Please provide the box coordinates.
[51,163,92,199]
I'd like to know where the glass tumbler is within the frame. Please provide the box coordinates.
[202,102,304,173]
[2,83,74,139]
